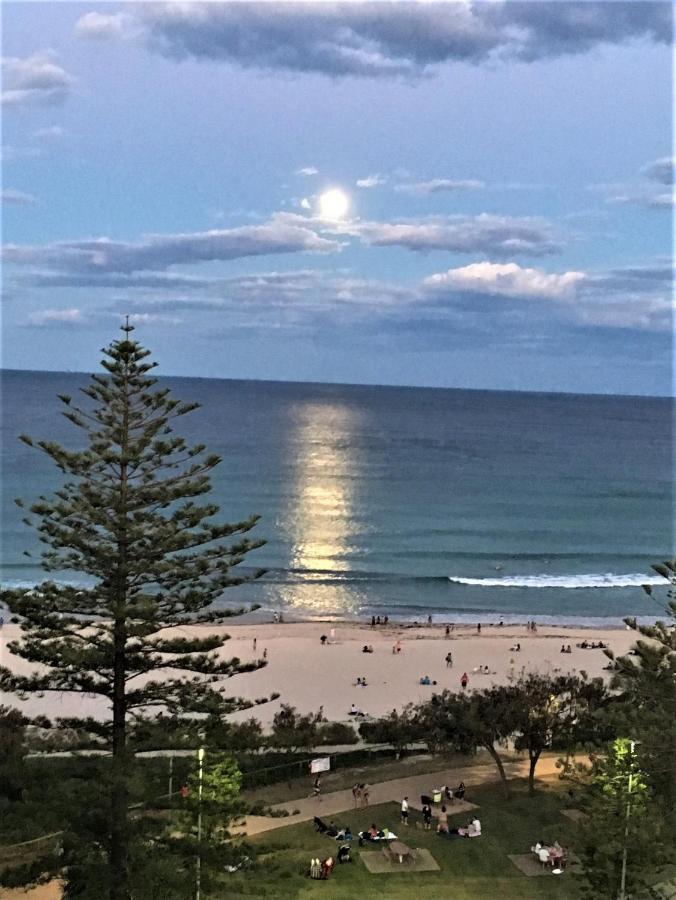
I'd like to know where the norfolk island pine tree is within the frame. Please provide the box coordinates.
[0,324,272,899]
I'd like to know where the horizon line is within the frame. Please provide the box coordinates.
[1,366,672,402]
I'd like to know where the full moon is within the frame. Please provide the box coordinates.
[318,188,350,220]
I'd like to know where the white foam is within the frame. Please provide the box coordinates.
[448,573,669,589]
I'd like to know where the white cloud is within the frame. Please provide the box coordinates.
[356,174,387,188]
[641,156,674,186]
[3,215,342,275]
[75,12,133,40]
[344,213,562,257]
[2,189,37,206]
[300,197,312,210]
[423,262,585,299]
[1,52,74,107]
[296,166,319,176]
[32,125,66,140]
[396,179,485,195]
[28,308,83,326]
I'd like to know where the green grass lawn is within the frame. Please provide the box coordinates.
[220,779,582,899]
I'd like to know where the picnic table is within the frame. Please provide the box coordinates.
[387,840,414,864]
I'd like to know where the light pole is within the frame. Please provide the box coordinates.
[618,739,636,900]
[196,746,205,900]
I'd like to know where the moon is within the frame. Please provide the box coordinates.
[318,188,350,220]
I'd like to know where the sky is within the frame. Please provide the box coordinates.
[1,1,674,395]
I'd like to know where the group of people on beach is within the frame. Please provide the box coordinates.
[369,615,389,627]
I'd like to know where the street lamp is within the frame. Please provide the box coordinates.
[196,745,205,900]
[618,739,637,900]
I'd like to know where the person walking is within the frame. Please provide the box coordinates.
[361,784,370,807]
[313,775,322,799]
[445,651,453,668]
[461,672,469,690]
[400,796,409,826]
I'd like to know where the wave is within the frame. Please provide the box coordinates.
[448,573,669,589]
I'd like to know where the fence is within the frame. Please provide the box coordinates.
[0,832,63,870]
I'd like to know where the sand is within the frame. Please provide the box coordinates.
[0,621,637,727]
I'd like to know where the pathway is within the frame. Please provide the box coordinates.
[237,755,562,836]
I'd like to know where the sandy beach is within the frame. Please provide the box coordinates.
[0,620,638,727]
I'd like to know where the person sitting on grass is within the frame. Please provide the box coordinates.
[314,816,328,833]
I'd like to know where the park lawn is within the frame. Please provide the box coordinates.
[219,778,582,899]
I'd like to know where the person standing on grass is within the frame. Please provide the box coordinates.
[401,796,409,825]
[422,803,432,830]
[461,672,469,690]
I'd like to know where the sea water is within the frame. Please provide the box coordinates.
[1,370,673,625]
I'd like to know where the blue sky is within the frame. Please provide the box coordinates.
[1,2,673,395]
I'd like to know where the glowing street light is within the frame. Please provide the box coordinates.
[195,745,205,900]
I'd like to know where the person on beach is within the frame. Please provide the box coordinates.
[253,637,257,652]
[445,651,453,667]
[427,615,433,626]
[370,616,376,628]
[445,624,450,637]
[477,622,481,634]
[320,634,327,646]
[461,672,469,689]
[401,796,409,825]
[384,616,389,626]
[273,612,279,624]
[376,616,381,625]
[263,648,268,660]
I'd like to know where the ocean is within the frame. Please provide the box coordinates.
[1,370,673,626]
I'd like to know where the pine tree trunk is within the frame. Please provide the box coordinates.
[111,617,130,900]
[111,359,131,900]
[485,744,510,797]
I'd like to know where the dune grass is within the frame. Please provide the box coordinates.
[220,778,581,899]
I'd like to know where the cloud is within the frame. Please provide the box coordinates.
[641,156,674,185]
[32,125,66,140]
[1,52,74,107]
[2,189,37,206]
[356,174,387,188]
[296,166,319,176]
[130,2,670,78]
[28,308,84,327]
[3,216,342,275]
[396,178,485,195]
[423,261,585,299]
[607,190,675,210]
[347,213,562,257]
[75,12,134,40]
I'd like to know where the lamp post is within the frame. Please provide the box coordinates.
[196,746,205,900]
[618,739,636,900]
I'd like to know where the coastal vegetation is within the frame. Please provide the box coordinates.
[0,325,271,898]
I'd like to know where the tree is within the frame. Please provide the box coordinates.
[577,738,664,899]
[0,706,28,803]
[609,560,676,832]
[269,705,325,752]
[0,325,269,900]
[358,707,420,757]
[510,672,607,794]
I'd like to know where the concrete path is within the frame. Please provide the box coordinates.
[238,755,561,836]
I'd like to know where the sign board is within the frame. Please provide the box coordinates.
[310,757,331,774]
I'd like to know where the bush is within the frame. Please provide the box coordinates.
[316,722,358,745]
